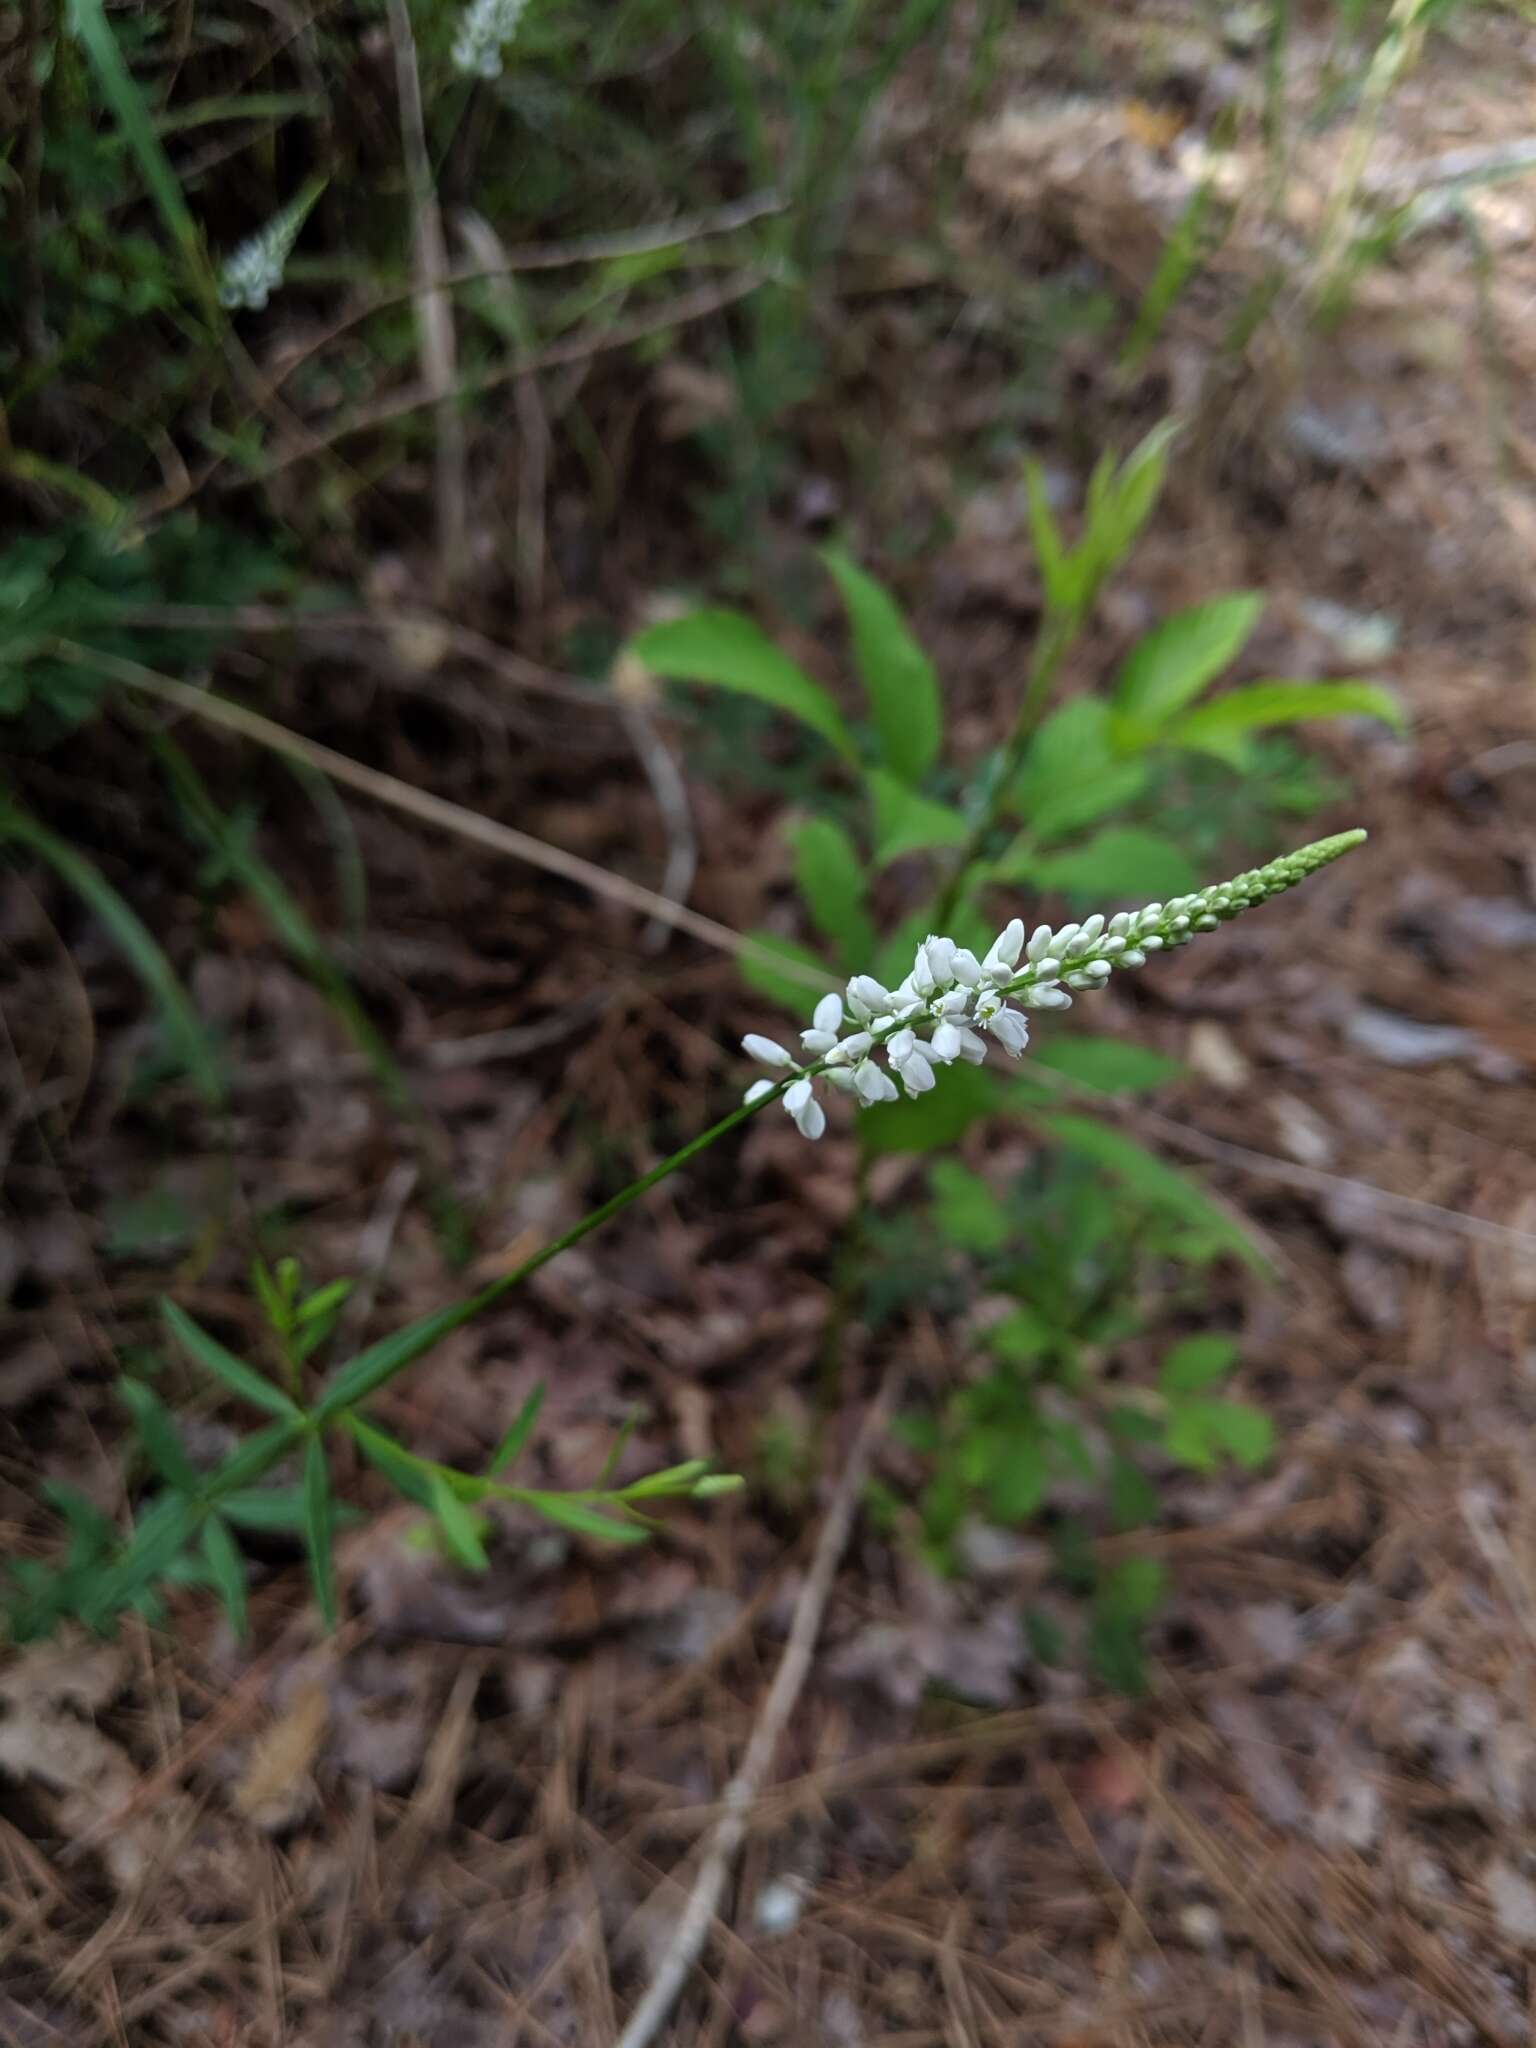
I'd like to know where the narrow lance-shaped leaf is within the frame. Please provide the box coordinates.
[162,1299,301,1420]
[430,1473,490,1571]
[199,1515,249,1639]
[524,1492,648,1545]
[1168,679,1405,764]
[632,611,858,763]
[820,546,942,784]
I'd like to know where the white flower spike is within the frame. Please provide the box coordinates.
[737,833,1366,1140]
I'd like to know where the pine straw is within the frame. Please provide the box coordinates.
[6,6,1536,2045]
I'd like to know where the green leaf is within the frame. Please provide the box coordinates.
[1165,1395,1274,1472]
[345,1415,436,1507]
[1003,700,1150,846]
[209,1417,303,1493]
[1028,1037,1183,1095]
[861,1062,998,1157]
[118,1379,199,1491]
[987,1431,1049,1522]
[81,1490,200,1631]
[1168,679,1406,766]
[929,1160,1010,1253]
[0,804,224,1106]
[820,546,942,784]
[1108,1454,1159,1532]
[1008,827,1197,903]
[622,1459,711,1500]
[790,817,875,968]
[1205,1400,1274,1469]
[868,769,968,866]
[1034,1113,1265,1270]
[1158,1333,1239,1393]
[633,610,857,763]
[1100,1554,1167,1622]
[491,1386,546,1475]
[67,0,213,304]
[219,1485,310,1534]
[986,1306,1052,1364]
[524,1493,647,1544]
[738,929,836,1012]
[199,1515,248,1638]
[162,1300,301,1420]
[301,1433,337,1629]
[315,1300,477,1423]
[296,1278,354,1326]
[429,1473,490,1571]
[1112,594,1262,730]
[1023,460,1072,615]
[1089,418,1181,586]
[1167,1396,1274,1472]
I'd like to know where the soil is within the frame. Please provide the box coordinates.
[4,7,1536,2044]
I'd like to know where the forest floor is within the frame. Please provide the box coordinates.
[5,7,1536,2045]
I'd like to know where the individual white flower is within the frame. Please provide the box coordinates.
[743,1078,776,1106]
[783,1077,826,1140]
[846,974,893,1020]
[853,1059,899,1104]
[451,0,531,78]
[824,1031,873,1066]
[950,947,984,988]
[982,1005,1030,1056]
[897,1048,936,1094]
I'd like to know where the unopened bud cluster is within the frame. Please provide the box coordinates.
[451,0,530,77]
[742,832,1364,1140]
[218,184,323,311]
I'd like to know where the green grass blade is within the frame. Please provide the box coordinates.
[301,1434,337,1630]
[66,0,215,309]
[162,1299,302,1420]
[0,802,225,1107]
[154,740,418,1121]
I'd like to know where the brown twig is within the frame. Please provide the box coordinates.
[72,645,836,991]
[612,1370,895,2048]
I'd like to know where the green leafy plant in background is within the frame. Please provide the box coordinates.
[631,422,1394,1685]
[5,822,1363,1654]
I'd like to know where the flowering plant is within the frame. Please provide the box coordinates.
[740,835,1364,1140]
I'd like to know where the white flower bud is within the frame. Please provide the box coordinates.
[900,1049,936,1094]
[847,975,893,1018]
[743,1079,776,1105]
[930,1020,963,1064]
[812,992,844,1036]
[743,1034,796,1068]
[824,1032,873,1066]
